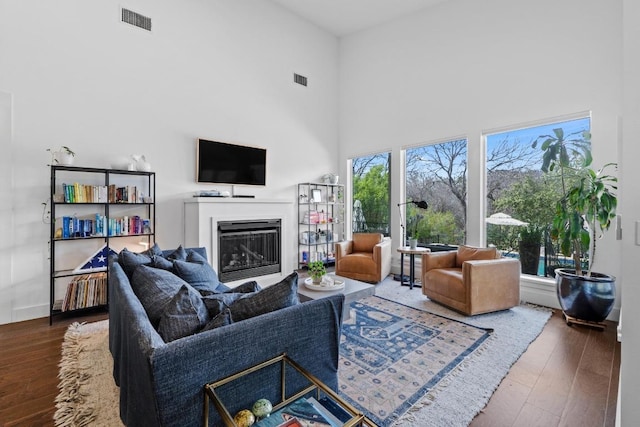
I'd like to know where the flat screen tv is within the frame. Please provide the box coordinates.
[197,139,266,186]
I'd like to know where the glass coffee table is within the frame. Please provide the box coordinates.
[204,353,374,427]
[297,273,374,320]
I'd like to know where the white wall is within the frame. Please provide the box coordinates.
[0,0,339,324]
[620,0,640,424]
[338,0,624,318]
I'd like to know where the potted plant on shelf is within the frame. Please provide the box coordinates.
[307,260,326,284]
[47,146,75,165]
[533,128,618,327]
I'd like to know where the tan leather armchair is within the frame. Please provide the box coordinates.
[421,245,521,315]
[335,233,392,283]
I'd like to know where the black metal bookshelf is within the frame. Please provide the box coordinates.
[49,165,155,324]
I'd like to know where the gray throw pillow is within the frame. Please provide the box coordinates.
[165,245,187,261]
[231,280,261,294]
[118,248,153,278]
[202,308,232,331]
[225,271,299,323]
[172,251,221,294]
[130,265,189,326]
[151,255,174,271]
[202,292,246,317]
[157,284,210,342]
[145,242,163,257]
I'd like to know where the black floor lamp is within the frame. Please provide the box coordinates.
[394,200,428,283]
[398,200,428,248]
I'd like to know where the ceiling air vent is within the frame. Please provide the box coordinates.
[121,8,152,32]
[294,73,308,87]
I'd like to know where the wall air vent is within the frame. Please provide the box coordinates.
[294,73,308,87]
[121,8,152,32]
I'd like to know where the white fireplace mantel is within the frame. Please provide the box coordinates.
[183,197,295,287]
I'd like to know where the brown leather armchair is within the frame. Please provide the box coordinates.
[421,245,521,315]
[335,233,392,283]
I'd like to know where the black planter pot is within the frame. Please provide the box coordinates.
[555,268,616,323]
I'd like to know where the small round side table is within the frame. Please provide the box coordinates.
[396,246,430,290]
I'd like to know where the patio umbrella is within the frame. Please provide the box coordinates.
[485,212,529,226]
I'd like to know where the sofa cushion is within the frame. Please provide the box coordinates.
[172,251,222,294]
[352,233,382,253]
[223,271,299,324]
[157,284,210,342]
[455,245,498,268]
[130,265,190,326]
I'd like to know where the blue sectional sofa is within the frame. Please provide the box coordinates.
[108,247,344,427]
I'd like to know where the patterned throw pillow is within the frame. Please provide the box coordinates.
[157,284,210,342]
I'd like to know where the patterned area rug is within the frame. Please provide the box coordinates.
[338,296,492,426]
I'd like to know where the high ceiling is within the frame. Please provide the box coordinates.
[270,0,449,37]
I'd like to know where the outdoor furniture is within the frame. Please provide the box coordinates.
[421,245,521,315]
[335,233,392,283]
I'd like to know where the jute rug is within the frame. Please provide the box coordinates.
[54,276,551,426]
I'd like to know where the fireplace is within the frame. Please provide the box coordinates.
[217,219,281,282]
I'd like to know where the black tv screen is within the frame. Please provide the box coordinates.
[197,139,266,186]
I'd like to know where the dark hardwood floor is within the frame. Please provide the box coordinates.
[470,310,620,427]
[0,310,618,427]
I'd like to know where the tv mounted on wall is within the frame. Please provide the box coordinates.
[196,139,266,186]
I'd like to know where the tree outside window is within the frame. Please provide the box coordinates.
[405,139,468,246]
[486,117,591,277]
[351,153,390,235]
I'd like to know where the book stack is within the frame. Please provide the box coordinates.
[59,215,106,238]
[107,215,149,236]
[108,184,141,203]
[60,272,107,311]
[59,183,143,203]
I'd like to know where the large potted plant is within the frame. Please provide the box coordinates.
[533,129,617,326]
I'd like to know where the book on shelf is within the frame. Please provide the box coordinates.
[59,183,143,203]
[56,214,150,239]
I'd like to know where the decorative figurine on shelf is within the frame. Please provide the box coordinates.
[131,154,152,172]
[233,409,255,427]
[252,398,273,420]
[307,260,326,284]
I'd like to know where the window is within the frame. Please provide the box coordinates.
[405,139,467,246]
[351,152,391,235]
[485,116,591,277]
